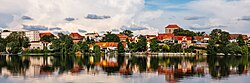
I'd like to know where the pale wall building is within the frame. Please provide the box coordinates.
[165,24,180,34]
[1,31,40,42]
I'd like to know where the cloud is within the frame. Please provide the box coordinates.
[65,17,75,21]
[49,27,62,30]
[111,29,120,32]
[120,23,149,31]
[53,31,70,35]
[78,29,87,33]
[22,25,48,31]
[85,14,111,20]
[184,16,205,20]
[189,24,227,30]
[238,16,250,21]
[21,16,33,20]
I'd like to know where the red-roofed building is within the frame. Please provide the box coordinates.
[69,33,84,43]
[116,34,130,42]
[146,35,157,40]
[229,34,248,43]
[173,36,192,48]
[39,32,55,38]
[90,42,127,51]
[157,33,174,41]
[165,24,180,34]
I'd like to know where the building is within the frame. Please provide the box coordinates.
[85,33,99,39]
[165,24,180,34]
[69,33,84,43]
[173,36,192,48]
[117,34,129,42]
[157,33,175,41]
[90,42,127,51]
[1,31,40,42]
[229,34,248,43]
[29,41,44,49]
[39,32,55,38]
[193,35,210,48]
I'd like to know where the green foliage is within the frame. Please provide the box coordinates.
[4,32,30,54]
[237,35,246,46]
[136,35,147,52]
[40,35,54,42]
[161,44,170,52]
[72,43,81,53]
[170,44,182,53]
[120,30,133,37]
[51,33,73,55]
[118,42,125,53]
[226,42,241,55]
[150,38,159,52]
[103,32,120,42]
[78,42,90,53]
[240,45,249,55]
[6,41,21,54]
[173,28,197,36]
[93,44,101,54]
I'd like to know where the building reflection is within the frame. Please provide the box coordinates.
[0,55,248,82]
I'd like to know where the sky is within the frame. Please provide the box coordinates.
[0,0,250,35]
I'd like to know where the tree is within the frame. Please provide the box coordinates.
[162,44,170,52]
[196,32,206,36]
[51,33,73,55]
[170,44,182,53]
[6,41,21,54]
[22,37,30,48]
[237,35,246,46]
[240,45,249,55]
[40,35,54,43]
[150,38,159,52]
[93,44,101,54]
[173,28,197,36]
[118,42,125,53]
[136,35,147,52]
[103,32,120,42]
[78,42,90,53]
[120,30,133,37]
[0,43,5,52]
[226,42,240,55]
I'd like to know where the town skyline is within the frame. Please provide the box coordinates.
[1,0,250,35]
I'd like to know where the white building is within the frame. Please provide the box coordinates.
[1,31,40,42]
[29,41,44,49]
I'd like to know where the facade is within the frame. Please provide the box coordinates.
[85,33,99,39]
[29,41,44,49]
[173,36,192,48]
[69,33,84,43]
[165,24,180,34]
[157,33,175,41]
[1,31,40,42]
[117,34,129,42]
[90,42,127,51]
[193,35,210,48]
[229,34,248,43]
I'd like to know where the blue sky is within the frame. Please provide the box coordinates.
[0,0,250,35]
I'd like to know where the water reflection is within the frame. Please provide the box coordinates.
[0,55,249,83]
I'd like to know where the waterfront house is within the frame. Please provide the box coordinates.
[173,36,192,48]
[193,35,210,48]
[1,30,40,42]
[85,32,99,39]
[90,42,127,52]
[69,32,84,43]
[229,34,248,43]
[116,34,129,42]
[165,24,180,34]
[157,33,174,42]
[29,41,44,50]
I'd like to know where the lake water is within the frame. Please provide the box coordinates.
[0,55,249,83]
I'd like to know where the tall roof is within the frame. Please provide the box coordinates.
[229,34,248,40]
[69,33,84,39]
[39,32,54,37]
[165,24,181,29]
[116,34,129,39]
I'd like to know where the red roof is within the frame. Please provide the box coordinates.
[117,34,129,39]
[157,33,175,40]
[229,34,248,40]
[174,36,192,41]
[165,24,180,29]
[69,33,84,39]
[39,32,54,37]
[90,42,126,48]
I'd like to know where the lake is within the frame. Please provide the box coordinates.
[0,55,249,83]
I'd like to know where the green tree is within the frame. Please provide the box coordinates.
[137,35,147,52]
[40,35,54,42]
[237,35,246,46]
[0,43,5,52]
[226,42,240,55]
[93,44,101,54]
[103,32,120,42]
[51,33,73,55]
[22,37,30,48]
[150,38,159,52]
[173,28,197,36]
[240,45,249,55]
[6,41,21,54]
[78,42,90,53]
[120,30,133,37]
[170,44,182,53]
[118,42,125,53]
[162,44,170,52]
